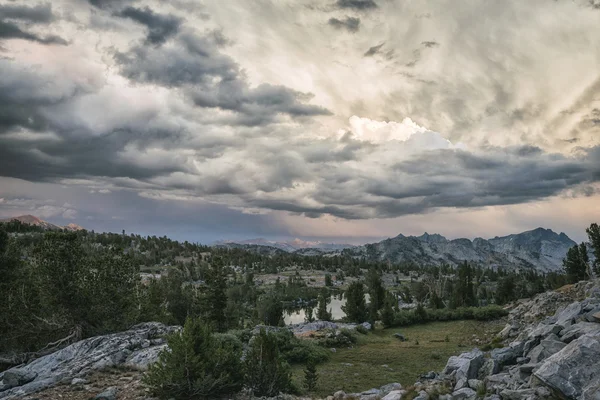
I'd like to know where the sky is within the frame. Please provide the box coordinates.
[0,0,600,244]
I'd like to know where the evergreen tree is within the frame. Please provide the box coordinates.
[366,268,385,311]
[496,275,516,305]
[563,243,589,283]
[324,274,333,287]
[342,281,367,323]
[144,318,243,399]
[316,293,332,321]
[203,257,228,332]
[303,359,318,392]
[245,328,292,397]
[304,305,315,323]
[586,223,600,275]
[380,293,396,328]
[257,293,284,326]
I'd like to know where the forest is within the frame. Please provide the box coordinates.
[1,221,599,398]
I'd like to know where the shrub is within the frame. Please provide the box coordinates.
[355,324,369,335]
[388,305,507,328]
[304,359,319,392]
[317,328,357,348]
[144,318,243,399]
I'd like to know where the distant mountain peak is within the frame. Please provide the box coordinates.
[0,215,85,231]
[344,226,578,272]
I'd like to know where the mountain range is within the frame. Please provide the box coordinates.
[0,215,84,232]
[342,228,579,272]
[1,214,583,271]
[213,238,355,253]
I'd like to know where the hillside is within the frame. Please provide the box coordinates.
[343,228,578,272]
[0,215,84,232]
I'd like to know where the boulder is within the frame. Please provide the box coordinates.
[379,382,402,396]
[467,379,483,390]
[499,388,537,400]
[443,349,484,383]
[382,390,405,400]
[0,322,178,400]
[527,335,566,363]
[393,333,406,341]
[1,370,37,389]
[451,387,477,399]
[534,332,600,400]
[554,302,583,328]
[559,322,600,343]
[490,347,517,366]
[478,358,499,379]
[333,390,346,400]
[95,386,117,400]
[413,390,429,400]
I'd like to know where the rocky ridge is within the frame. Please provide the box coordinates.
[0,323,179,399]
[343,228,580,272]
[376,279,600,400]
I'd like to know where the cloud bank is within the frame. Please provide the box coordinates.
[0,0,599,241]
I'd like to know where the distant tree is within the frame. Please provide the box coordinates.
[587,223,600,275]
[342,281,367,323]
[304,305,315,323]
[563,243,590,283]
[496,275,516,305]
[428,290,445,309]
[316,293,332,321]
[324,274,333,287]
[257,293,284,326]
[380,293,396,328]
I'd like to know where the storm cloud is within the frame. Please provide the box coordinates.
[0,0,599,241]
[328,17,360,32]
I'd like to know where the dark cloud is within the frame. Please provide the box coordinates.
[116,32,331,125]
[328,17,360,32]
[364,42,384,57]
[115,32,239,86]
[336,0,378,11]
[421,41,439,48]
[0,3,54,23]
[116,6,182,45]
[0,20,67,45]
[88,0,135,10]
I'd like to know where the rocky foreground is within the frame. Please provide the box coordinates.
[1,281,599,400]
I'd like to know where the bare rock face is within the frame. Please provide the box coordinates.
[0,322,178,399]
[533,332,600,400]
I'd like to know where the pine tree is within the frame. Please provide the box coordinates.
[563,244,589,283]
[144,318,243,399]
[586,223,600,275]
[316,293,332,321]
[380,294,396,328]
[203,257,228,332]
[303,359,318,392]
[245,328,291,397]
[324,274,333,287]
[342,281,367,323]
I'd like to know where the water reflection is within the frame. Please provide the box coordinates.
[283,293,370,325]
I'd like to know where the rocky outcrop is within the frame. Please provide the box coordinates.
[390,279,600,400]
[0,322,178,399]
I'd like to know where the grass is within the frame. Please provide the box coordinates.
[292,319,505,397]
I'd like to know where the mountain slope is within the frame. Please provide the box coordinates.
[214,238,354,253]
[343,228,578,271]
[0,215,85,231]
